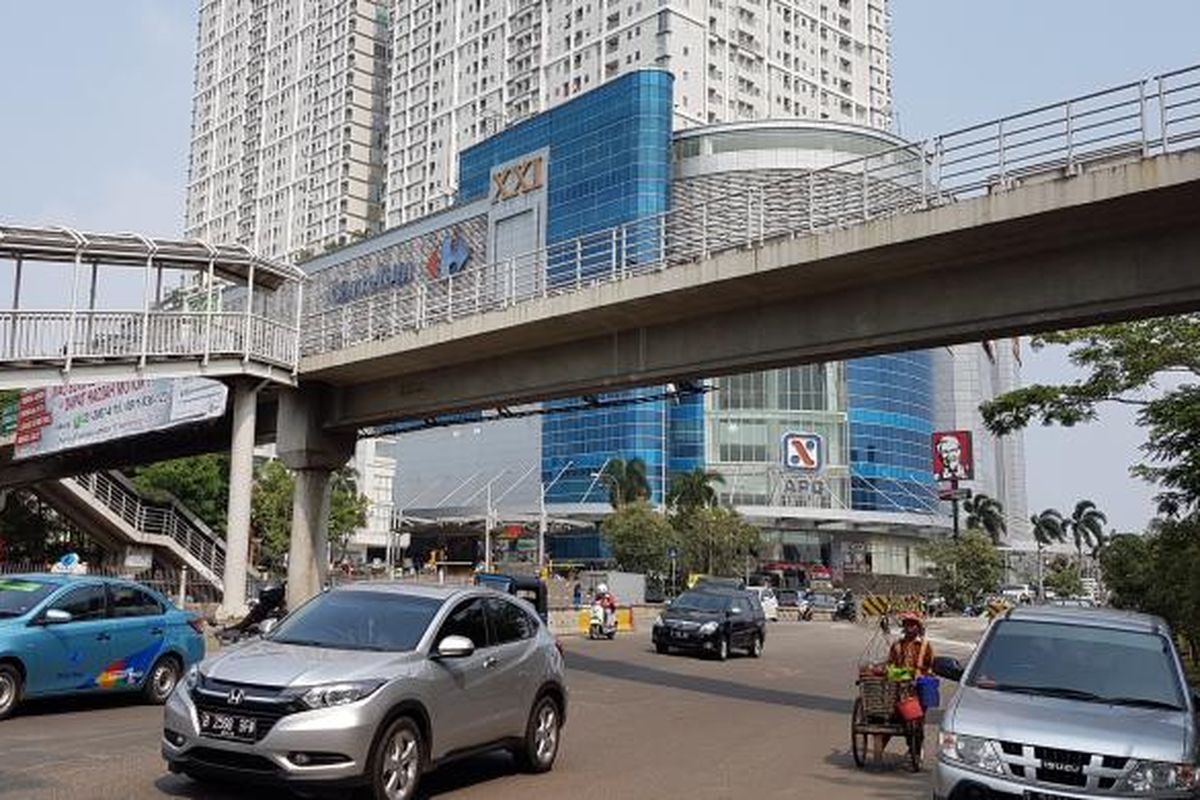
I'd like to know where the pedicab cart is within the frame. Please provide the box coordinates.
[850,615,940,772]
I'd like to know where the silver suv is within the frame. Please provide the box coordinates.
[162,584,567,800]
[934,606,1198,799]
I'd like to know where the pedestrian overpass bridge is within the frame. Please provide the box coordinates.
[3,64,1199,614]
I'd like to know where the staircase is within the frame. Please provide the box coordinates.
[34,471,225,593]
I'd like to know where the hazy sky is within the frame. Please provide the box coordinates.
[2,1,1198,531]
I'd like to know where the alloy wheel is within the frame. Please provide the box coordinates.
[380,727,420,800]
[0,672,14,715]
[534,702,559,765]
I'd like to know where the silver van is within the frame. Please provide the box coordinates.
[933,606,1198,799]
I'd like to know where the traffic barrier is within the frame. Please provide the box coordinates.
[861,595,889,617]
[860,594,926,617]
[986,599,1011,619]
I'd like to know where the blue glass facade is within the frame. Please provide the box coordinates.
[459,71,698,505]
[847,353,937,512]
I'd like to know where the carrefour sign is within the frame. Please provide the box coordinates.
[329,231,471,305]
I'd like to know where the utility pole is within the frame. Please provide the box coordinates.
[539,461,573,570]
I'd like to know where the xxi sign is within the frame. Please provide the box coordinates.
[492,156,544,202]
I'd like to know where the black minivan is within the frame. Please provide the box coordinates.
[652,588,766,661]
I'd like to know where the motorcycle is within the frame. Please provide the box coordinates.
[832,593,858,622]
[588,602,617,640]
[797,596,814,622]
[216,583,288,645]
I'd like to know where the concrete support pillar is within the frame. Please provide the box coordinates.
[286,469,333,609]
[220,379,257,619]
[277,385,356,612]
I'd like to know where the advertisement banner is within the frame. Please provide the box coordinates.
[932,430,974,481]
[14,378,228,460]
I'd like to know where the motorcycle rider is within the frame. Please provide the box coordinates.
[594,583,617,630]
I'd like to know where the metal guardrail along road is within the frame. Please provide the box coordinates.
[303,64,1200,356]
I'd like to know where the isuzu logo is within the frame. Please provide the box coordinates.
[226,688,245,706]
[1042,761,1083,773]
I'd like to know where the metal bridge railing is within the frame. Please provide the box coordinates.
[66,471,226,590]
[302,63,1200,357]
[0,310,298,368]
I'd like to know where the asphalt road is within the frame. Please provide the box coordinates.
[0,618,982,800]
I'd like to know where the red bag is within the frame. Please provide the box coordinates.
[896,695,924,722]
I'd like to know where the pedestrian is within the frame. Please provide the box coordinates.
[572,581,583,609]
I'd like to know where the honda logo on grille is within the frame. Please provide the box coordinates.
[226,688,245,706]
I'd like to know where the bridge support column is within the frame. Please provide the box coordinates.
[277,386,355,611]
[219,379,257,619]
[287,468,333,606]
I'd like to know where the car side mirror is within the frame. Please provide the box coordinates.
[258,618,278,636]
[932,656,964,682]
[40,609,73,625]
[435,635,475,659]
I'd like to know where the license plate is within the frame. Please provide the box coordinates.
[1026,793,1073,800]
[672,630,688,639]
[198,710,258,742]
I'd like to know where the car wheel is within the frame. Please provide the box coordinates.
[715,636,729,661]
[0,663,22,720]
[748,634,764,658]
[142,656,181,705]
[370,716,424,800]
[515,695,562,774]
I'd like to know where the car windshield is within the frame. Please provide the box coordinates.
[269,590,442,652]
[671,592,729,612]
[0,578,57,617]
[967,620,1186,710]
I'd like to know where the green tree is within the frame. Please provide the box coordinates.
[980,316,1200,515]
[251,460,295,569]
[1098,533,1154,610]
[667,468,725,515]
[1043,556,1084,598]
[678,506,760,578]
[600,501,677,575]
[1064,500,1107,565]
[601,458,651,508]
[1030,508,1066,600]
[921,531,1004,610]
[131,454,230,537]
[329,467,369,564]
[963,493,1007,545]
[250,460,368,570]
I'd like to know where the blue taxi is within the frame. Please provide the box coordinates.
[0,573,205,719]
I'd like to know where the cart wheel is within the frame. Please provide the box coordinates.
[906,720,925,772]
[850,698,868,768]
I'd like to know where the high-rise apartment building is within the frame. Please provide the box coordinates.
[386,0,892,225]
[187,0,891,256]
[186,0,390,260]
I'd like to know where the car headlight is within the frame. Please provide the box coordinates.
[653,614,663,627]
[184,664,201,690]
[939,732,1005,774]
[297,680,385,710]
[1116,761,1197,793]
[699,621,719,635]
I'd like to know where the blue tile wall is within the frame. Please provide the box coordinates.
[458,71,694,506]
[847,352,937,512]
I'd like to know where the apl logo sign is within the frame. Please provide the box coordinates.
[782,432,823,473]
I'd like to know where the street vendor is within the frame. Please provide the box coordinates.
[888,611,934,675]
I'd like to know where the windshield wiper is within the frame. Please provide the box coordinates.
[991,684,1102,702]
[0,611,21,618]
[271,638,332,648]
[1099,696,1184,711]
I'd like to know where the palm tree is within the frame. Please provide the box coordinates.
[667,469,725,515]
[601,458,651,508]
[1064,500,1107,568]
[1030,508,1066,601]
[963,493,1007,544]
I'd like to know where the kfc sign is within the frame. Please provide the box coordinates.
[492,156,544,202]
[932,430,974,481]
